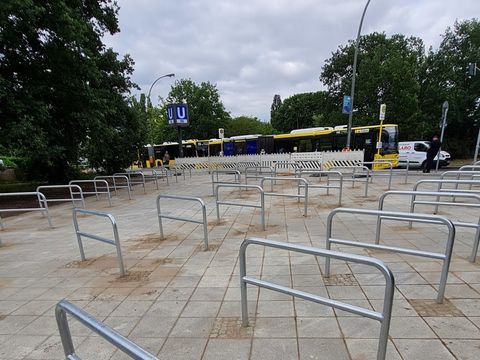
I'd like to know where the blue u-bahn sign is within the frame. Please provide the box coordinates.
[166,103,189,127]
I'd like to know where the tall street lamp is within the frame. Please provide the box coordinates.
[146,73,175,107]
[346,0,372,149]
[145,73,175,166]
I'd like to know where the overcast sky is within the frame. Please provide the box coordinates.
[103,0,480,121]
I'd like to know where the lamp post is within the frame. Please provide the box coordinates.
[145,73,175,167]
[346,0,372,150]
[146,73,175,107]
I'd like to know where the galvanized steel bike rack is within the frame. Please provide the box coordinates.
[362,161,393,190]
[36,185,86,209]
[239,237,394,360]
[132,168,160,190]
[273,161,301,175]
[329,165,370,197]
[244,166,275,184]
[167,165,189,183]
[260,177,309,216]
[378,190,480,263]
[114,172,146,194]
[297,169,343,206]
[157,194,208,251]
[459,165,480,171]
[95,175,132,200]
[69,179,112,206]
[72,208,125,276]
[56,300,158,360]
[211,169,241,196]
[215,184,265,230]
[325,207,455,303]
[413,179,480,198]
[0,192,52,229]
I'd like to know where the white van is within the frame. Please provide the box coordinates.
[399,141,451,168]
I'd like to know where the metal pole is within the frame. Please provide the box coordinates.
[346,0,372,149]
[436,102,448,172]
[474,128,480,163]
[146,73,175,107]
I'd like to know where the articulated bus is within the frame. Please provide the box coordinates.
[133,124,399,168]
[208,124,399,167]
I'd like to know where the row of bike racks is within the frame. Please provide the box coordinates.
[5,162,480,360]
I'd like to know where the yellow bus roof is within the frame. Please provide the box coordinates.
[274,124,397,139]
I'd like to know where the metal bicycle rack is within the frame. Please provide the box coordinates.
[69,179,112,206]
[95,175,132,200]
[440,171,480,193]
[0,192,52,229]
[413,179,480,198]
[56,300,158,360]
[273,161,301,175]
[114,172,146,194]
[459,165,480,171]
[378,190,480,263]
[167,165,189,183]
[244,166,275,184]
[36,185,85,209]
[211,169,242,196]
[132,168,160,190]
[260,177,309,216]
[239,237,394,360]
[157,194,209,251]
[325,207,455,303]
[329,165,370,197]
[215,184,265,230]
[297,169,343,206]
[362,161,393,190]
[72,208,125,276]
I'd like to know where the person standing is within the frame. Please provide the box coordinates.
[162,151,170,166]
[424,135,441,173]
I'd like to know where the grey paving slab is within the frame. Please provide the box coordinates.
[0,171,479,359]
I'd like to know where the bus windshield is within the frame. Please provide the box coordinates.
[381,126,398,154]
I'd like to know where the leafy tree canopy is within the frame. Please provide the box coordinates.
[225,116,276,137]
[0,0,141,181]
[271,91,336,133]
[166,79,231,140]
[320,32,425,136]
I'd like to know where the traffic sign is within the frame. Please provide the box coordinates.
[218,128,225,139]
[379,104,386,121]
[342,96,351,114]
[166,103,189,127]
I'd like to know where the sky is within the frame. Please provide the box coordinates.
[103,0,480,122]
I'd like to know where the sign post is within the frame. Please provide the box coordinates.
[436,101,449,172]
[373,104,387,170]
[166,103,189,158]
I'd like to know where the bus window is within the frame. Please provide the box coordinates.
[298,139,312,152]
[246,140,257,154]
[224,142,234,156]
[380,126,398,154]
[234,141,245,155]
[334,133,347,150]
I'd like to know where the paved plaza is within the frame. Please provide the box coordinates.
[0,170,479,359]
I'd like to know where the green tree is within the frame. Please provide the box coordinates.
[320,32,425,137]
[225,116,275,136]
[0,0,140,182]
[270,94,282,120]
[166,79,231,139]
[271,91,336,132]
[419,19,480,157]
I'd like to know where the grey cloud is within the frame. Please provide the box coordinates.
[104,0,480,121]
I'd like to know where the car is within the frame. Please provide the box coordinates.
[399,141,451,168]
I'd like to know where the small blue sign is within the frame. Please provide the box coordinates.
[166,103,189,127]
[342,95,351,114]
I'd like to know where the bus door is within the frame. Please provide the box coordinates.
[246,140,257,154]
[223,142,234,156]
